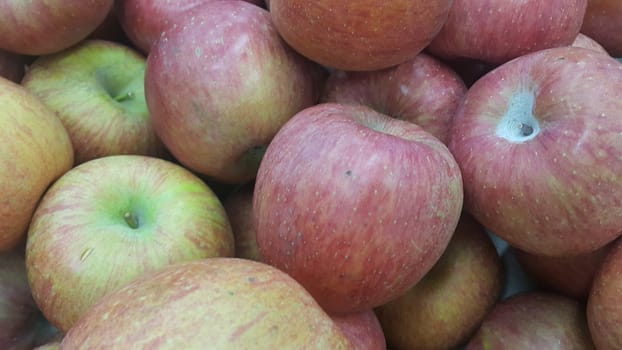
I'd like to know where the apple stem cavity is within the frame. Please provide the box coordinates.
[113,91,135,102]
[496,89,541,143]
[123,211,140,229]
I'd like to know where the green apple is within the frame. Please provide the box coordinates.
[25,155,235,333]
[22,39,166,165]
[61,258,353,349]
[0,77,74,252]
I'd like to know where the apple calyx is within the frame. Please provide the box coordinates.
[123,211,140,229]
[496,89,541,143]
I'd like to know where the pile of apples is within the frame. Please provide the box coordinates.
[2,0,622,349]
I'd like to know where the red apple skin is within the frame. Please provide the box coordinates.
[466,292,595,349]
[269,0,454,71]
[0,49,26,83]
[0,0,114,55]
[447,46,622,257]
[427,0,587,65]
[581,0,622,57]
[0,78,74,252]
[254,102,464,314]
[374,214,504,350]
[572,33,610,54]
[330,310,387,350]
[61,258,353,349]
[145,1,325,184]
[223,182,263,262]
[320,53,467,145]
[514,240,613,300]
[587,238,622,349]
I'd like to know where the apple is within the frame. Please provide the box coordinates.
[145,1,326,184]
[581,0,622,57]
[0,49,27,83]
[466,292,595,349]
[330,310,386,350]
[514,240,613,300]
[374,214,504,350]
[320,52,467,144]
[253,102,464,314]
[0,77,74,252]
[269,0,454,71]
[223,182,263,262]
[61,258,353,349]
[447,46,622,257]
[22,39,165,165]
[0,0,114,55]
[118,0,265,54]
[26,155,235,333]
[587,237,622,349]
[427,0,588,65]
[572,32,610,54]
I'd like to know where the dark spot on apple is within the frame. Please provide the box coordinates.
[557,56,566,61]
[247,276,257,283]
[345,170,352,176]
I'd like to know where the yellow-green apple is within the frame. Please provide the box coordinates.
[330,310,386,350]
[118,0,265,54]
[223,182,263,262]
[572,32,610,54]
[25,155,235,333]
[253,102,464,314]
[581,0,622,57]
[320,53,467,145]
[0,0,114,55]
[269,0,453,71]
[22,40,165,165]
[447,46,622,257]
[0,252,60,350]
[61,258,353,349]
[374,214,504,350]
[0,78,73,252]
[0,49,26,83]
[466,292,595,349]
[427,0,587,65]
[514,241,613,300]
[145,1,325,184]
[587,237,622,349]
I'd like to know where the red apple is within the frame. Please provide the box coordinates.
[0,0,114,55]
[223,182,263,262]
[269,0,454,71]
[320,53,467,144]
[427,0,587,65]
[466,292,595,349]
[572,32,610,54]
[0,77,74,252]
[581,0,622,57]
[587,237,622,349]
[61,258,353,348]
[253,102,464,314]
[330,310,386,350]
[374,214,504,350]
[26,155,235,332]
[145,1,325,184]
[447,46,622,257]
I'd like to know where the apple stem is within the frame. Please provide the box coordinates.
[123,211,140,229]
[114,91,134,102]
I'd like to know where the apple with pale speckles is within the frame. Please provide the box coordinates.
[253,102,464,314]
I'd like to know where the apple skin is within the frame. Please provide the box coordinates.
[253,102,464,314]
[269,0,454,71]
[587,237,622,349]
[0,0,114,55]
[22,39,165,165]
[145,1,325,184]
[61,258,353,349]
[466,292,595,349]
[447,46,622,257]
[572,32,610,54]
[581,0,622,57]
[0,49,26,83]
[427,0,587,65]
[119,0,264,54]
[514,240,613,300]
[374,214,504,350]
[0,78,74,252]
[330,310,386,350]
[320,53,467,145]
[223,182,263,262]
[25,155,235,333]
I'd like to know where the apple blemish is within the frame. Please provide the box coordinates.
[496,89,540,143]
